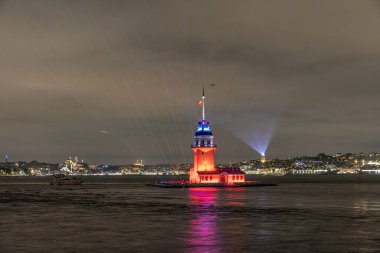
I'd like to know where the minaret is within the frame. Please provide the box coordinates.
[190,88,217,183]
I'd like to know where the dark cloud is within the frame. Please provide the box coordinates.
[0,0,379,164]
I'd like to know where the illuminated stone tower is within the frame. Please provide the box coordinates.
[147,86,262,187]
[190,88,218,183]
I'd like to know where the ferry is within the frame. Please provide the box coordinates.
[50,174,83,185]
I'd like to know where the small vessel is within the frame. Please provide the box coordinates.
[50,174,83,185]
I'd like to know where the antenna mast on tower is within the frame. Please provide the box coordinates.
[202,87,205,120]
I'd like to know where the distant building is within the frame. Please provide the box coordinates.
[60,156,89,174]
[260,153,266,163]
[133,159,144,167]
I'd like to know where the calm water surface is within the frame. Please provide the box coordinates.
[0,175,379,253]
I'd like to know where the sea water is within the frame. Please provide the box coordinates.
[0,175,379,252]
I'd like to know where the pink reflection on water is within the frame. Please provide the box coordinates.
[186,188,221,253]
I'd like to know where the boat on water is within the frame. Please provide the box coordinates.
[49,174,83,185]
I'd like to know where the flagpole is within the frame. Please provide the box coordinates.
[202,87,205,120]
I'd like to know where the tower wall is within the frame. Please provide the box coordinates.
[193,147,216,172]
[190,147,216,183]
[189,168,199,183]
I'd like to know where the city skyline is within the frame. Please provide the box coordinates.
[1,1,380,164]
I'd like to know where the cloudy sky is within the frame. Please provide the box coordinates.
[0,0,379,164]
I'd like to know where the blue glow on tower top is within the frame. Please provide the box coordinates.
[192,87,215,148]
[194,87,213,136]
[195,120,213,136]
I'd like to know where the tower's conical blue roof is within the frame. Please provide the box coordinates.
[195,120,213,136]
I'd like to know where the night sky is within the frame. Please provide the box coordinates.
[1,0,379,164]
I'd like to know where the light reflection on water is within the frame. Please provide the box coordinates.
[187,188,220,253]
[186,188,247,253]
